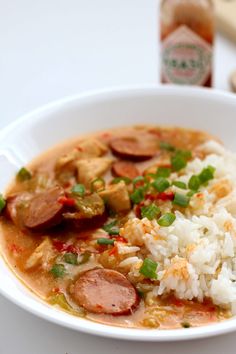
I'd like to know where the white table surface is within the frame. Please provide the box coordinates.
[0,1,236,353]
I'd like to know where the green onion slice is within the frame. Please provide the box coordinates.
[50,264,66,278]
[156,167,171,178]
[159,141,175,152]
[171,150,192,172]
[0,194,6,213]
[177,150,192,159]
[152,177,170,193]
[97,238,114,245]
[198,165,215,184]
[139,258,158,279]
[130,187,145,204]
[78,251,91,265]
[17,167,32,181]
[111,177,131,185]
[158,213,176,227]
[186,190,196,197]
[90,178,105,192]
[132,176,146,186]
[172,181,187,189]
[63,252,78,265]
[141,204,160,220]
[173,193,190,207]
[171,154,187,172]
[102,220,120,235]
[188,175,200,191]
[71,184,85,196]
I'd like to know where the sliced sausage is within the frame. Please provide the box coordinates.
[71,268,139,315]
[23,186,65,231]
[112,161,140,179]
[109,137,156,161]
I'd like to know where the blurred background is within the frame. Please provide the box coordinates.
[0,0,235,129]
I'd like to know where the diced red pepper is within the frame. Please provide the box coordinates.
[170,296,185,307]
[108,246,118,256]
[52,240,78,254]
[62,181,72,188]
[158,163,172,169]
[115,236,127,243]
[57,196,76,207]
[156,192,175,201]
[8,243,23,254]
[134,201,145,218]
[145,192,174,202]
[145,194,157,202]
[52,287,61,293]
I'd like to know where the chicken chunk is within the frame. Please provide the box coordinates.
[56,139,108,171]
[77,157,113,187]
[99,181,131,213]
[25,237,55,270]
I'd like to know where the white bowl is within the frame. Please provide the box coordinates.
[1,85,236,341]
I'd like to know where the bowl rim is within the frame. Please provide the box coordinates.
[1,84,236,341]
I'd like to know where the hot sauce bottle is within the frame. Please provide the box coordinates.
[160,0,215,87]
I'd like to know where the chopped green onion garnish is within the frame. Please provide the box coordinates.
[63,252,78,265]
[160,141,175,152]
[130,187,145,204]
[78,251,91,265]
[188,175,200,191]
[17,167,32,181]
[181,322,191,328]
[173,193,190,207]
[108,228,120,235]
[50,264,66,278]
[156,167,171,178]
[102,220,120,235]
[139,258,158,279]
[137,289,145,298]
[0,194,6,213]
[177,150,192,159]
[171,154,187,171]
[111,177,131,185]
[187,190,196,197]
[172,181,187,189]
[133,176,145,186]
[171,150,192,172]
[141,204,160,220]
[152,177,170,193]
[97,238,114,245]
[198,166,215,184]
[90,178,105,192]
[71,184,85,196]
[158,213,176,227]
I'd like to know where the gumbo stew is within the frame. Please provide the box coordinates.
[0,125,230,329]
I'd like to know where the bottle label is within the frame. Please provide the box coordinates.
[162,25,212,85]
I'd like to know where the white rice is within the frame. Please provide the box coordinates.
[119,141,236,313]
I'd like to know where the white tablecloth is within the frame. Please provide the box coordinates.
[0,1,236,353]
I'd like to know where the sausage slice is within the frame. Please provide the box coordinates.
[112,161,140,179]
[23,186,64,231]
[71,268,139,315]
[109,137,156,161]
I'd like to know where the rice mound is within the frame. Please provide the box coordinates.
[119,140,236,313]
